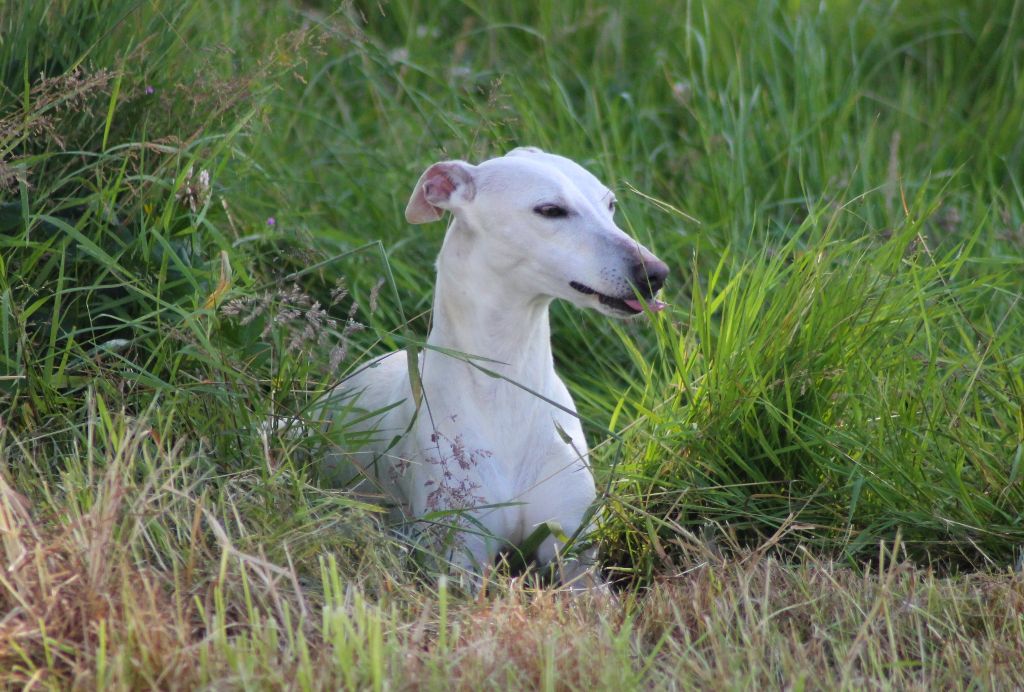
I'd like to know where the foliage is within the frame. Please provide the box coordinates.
[1,0,1022,687]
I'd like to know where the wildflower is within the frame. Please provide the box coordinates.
[267,216,276,227]
[328,342,349,371]
[176,166,211,212]
[368,277,385,313]
[145,85,155,95]
[671,80,692,106]
[329,278,348,305]
[0,155,24,192]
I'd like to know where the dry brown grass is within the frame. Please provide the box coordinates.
[635,555,1024,688]
[3,435,1023,690]
[0,461,197,688]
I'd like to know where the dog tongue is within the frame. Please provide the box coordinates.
[624,297,667,313]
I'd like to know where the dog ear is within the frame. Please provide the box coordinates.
[405,161,476,224]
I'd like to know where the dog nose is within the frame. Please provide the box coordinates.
[632,258,669,295]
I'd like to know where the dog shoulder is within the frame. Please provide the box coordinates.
[340,350,410,406]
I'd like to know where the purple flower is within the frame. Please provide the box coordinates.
[266,216,276,227]
[145,85,155,95]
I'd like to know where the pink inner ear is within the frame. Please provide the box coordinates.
[423,171,456,205]
[406,160,475,224]
[406,187,443,223]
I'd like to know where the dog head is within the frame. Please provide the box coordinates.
[405,147,668,317]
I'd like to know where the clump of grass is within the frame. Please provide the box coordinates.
[0,0,354,467]
[0,417,197,687]
[601,196,1024,577]
[0,404,397,688]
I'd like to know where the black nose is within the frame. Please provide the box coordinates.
[631,258,669,296]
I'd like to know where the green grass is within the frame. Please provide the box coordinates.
[2,0,1023,687]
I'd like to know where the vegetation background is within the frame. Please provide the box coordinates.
[1,0,1022,687]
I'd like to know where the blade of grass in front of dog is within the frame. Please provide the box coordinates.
[505,521,554,573]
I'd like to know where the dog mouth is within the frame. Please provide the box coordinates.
[569,281,667,315]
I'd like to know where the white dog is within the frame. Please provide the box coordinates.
[318,147,667,587]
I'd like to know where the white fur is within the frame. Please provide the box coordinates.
[317,147,667,588]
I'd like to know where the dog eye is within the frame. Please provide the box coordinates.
[608,200,616,213]
[534,204,569,218]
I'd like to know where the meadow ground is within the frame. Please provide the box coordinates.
[1,0,1022,688]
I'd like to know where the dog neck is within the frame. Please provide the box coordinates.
[426,221,555,390]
